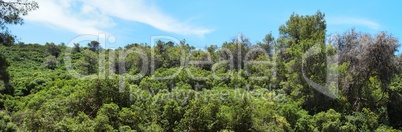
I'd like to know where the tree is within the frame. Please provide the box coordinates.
[332,29,399,111]
[94,103,120,131]
[88,41,100,51]
[46,42,61,57]
[55,112,95,131]
[276,11,334,114]
[220,34,251,71]
[388,79,402,128]
[73,43,80,52]
[0,0,38,95]
[44,55,57,69]
[231,96,253,131]
[76,49,98,75]
[345,108,379,131]
[118,107,142,130]
[278,11,326,44]
[160,100,183,131]
[258,32,275,55]
[313,109,342,131]
[0,110,17,131]
[2,10,402,131]
[189,49,213,70]
[0,0,38,45]
[0,47,11,95]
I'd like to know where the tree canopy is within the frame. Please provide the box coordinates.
[1,10,402,131]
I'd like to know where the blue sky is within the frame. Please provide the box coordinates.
[9,0,402,50]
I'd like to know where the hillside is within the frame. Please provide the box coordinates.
[1,12,402,131]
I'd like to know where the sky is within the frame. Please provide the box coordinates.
[9,0,402,50]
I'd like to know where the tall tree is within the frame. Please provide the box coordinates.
[46,42,61,57]
[73,43,80,52]
[276,11,334,114]
[0,0,38,95]
[333,29,399,111]
[0,48,11,94]
[258,32,275,55]
[88,41,100,51]
[0,0,38,45]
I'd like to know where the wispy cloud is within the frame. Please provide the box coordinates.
[328,17,381,30]
[24,0,114,35]
[24,0,212,36]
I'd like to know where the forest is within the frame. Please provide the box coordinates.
[2,1,402,132]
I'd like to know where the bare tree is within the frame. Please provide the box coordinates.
[331,29,399,110]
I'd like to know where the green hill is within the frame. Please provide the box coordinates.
[1,11,402,132]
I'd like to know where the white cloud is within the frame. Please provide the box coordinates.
[24,0,114,35]
[24,0,212,37]
[328,17,381,30]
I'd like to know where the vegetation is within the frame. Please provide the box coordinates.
[0,1,401,131]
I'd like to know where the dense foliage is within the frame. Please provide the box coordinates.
[1,10,402,131]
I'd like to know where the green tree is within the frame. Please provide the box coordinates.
[345,108,379,131]
[44,55,57,69]
[313,109,342,132]
[258,32,275,55]
[88,41,100,51]
[276,11,336,114]
[45,42,61,57]
[177,96,222,131]
[231,96,253,131]
[76,49,98,75]
[0,0,38,95]
[55,112,95,132]
[74,43,80,52]
[160,100,183,131]
[118,107,142,130]
[0,111,17,131]
[0,49,11,94]
[94,103,120,131]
